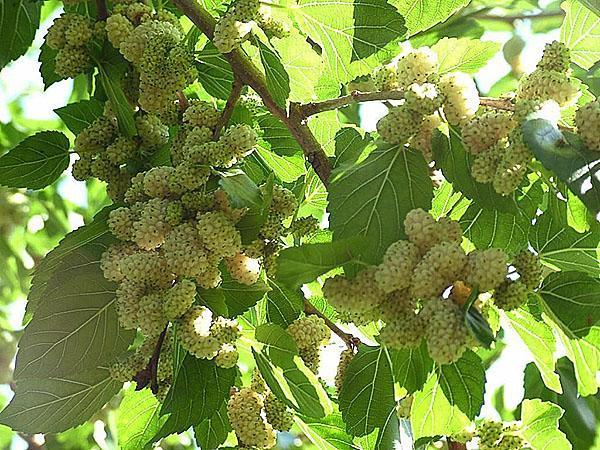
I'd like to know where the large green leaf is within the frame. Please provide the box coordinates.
[333,127,372,169]
[522,119,600,217]
[0,367,121,433]
[505,308,562,393]
[389,343,433,394]
[0,131,70,189]
[200,272,270,318]
[561,0,600,70]
[524,358,600,450]
[338,345,396,437]
[432,38,500,74]
[0,0,41,69]
[158,356,236,436]
[97,63,136,137]
[294,0,405,85]
[257,40,290,109]
[296,412,360,450]
[392,0,469,36]
[328,144,433,264]
[275,237,368,287]
[117,388,168,450]
[193,400,231,450]
[55,99,104,135]
[521,399,572,450]
[575,0,600,16]
[266,279,304,327]
[196,42,234,100]
[255,144,306,183]
[437,350,485,420]
[410,370,470,440]
[433,130,517,213]
[257,114,303,156]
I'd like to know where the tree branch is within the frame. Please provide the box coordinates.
[474,10,564,23]
[214,78,244,139]
[304,300,358,349]
[448,440,467,450]
[172,0,332,185]
[133,326,168,394]
[479,97,515,111]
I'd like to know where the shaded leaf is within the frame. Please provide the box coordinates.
[196,42,233,100]
[55,99,104,135]
[193,400,231,450]
[257,40,290,108]
[0,0,41,69]
[390,342,433,394]
[266,279,304,327]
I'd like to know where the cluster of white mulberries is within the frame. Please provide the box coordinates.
[475,420,524,450]
[372,46,483,157]
[575,100,600,152]
[213,0,288,53]
[286,315,330,372]
[322,209,531,365]
[104,3,196,116]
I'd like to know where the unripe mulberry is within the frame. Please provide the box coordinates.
[377,105,422,145]
[378,289,417,322]
[494,279,528,310]
[403,208,437,253]
[71,155,93,181]
[422,299,469,364]
[379,310,425,350]
[471,142,505,184]
[233,0,261,21]
[251,369,267,393]
[215,343,239,368]
[575,100,600,151]
[91,156,119,182]
[537,40,571,73]
[269,184,297,218]
[409,113,442,160]
[513,249,542,289]
[185,126,213,146]
[106,14,134,48]
[46,15,70,50]
[100,243,138,283]
[517,69,580,106]
[492,133,530,195]
[120,251,172,287]
[227,388,277,449]
[373,64,398,91]
[461,111,516,155]
[264,393,293,431]
[223,124,257,157]
[136,114,169,148]
[477,420,503,449]
[213,13,251,54]
[162,223,210,277]
[132,198,171,250]
[226,252,261,285]
[183,101,220,128]
[106,137,137,165]
[323,267,387,315]
[374,240,420,293]
[396,47,438,88]
[108,206,136,241]
[196,211,241,258]
[335,349,354,393]
[299,346,320,372]
[439,72,480,125]
[177,306,220,359]
[196,266,222,289]
[55,45,92,78]
[170,163,210,193]
[211,316,242,343]
[64,14,93,47]
[465,248,507,292]
[410,241,467,299]
[137,291,169,337]
[287,315,330,350]
[163,279,196,321]
[404,83,442,115]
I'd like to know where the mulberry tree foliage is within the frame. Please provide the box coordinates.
[1,0,600,448]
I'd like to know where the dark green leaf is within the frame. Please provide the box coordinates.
[218,169,263,210]
[390,342,433,394]
[351,0,406,60]
[0,0,41,69]
[193,400,231,450]
[266,279,304,327]
[333,127,371,168]
[437,350,485,419]
[329,144,433,264]
[39,43,65,90]
[0,131,70,189]
[97,63,136,137]
[465,306,495,348]
[196,42,234,100]
[55,99,104,135]
[200,272,269,318]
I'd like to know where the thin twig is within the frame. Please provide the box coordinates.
[214,78,244,139]
[304,301,357,349]
[176,91,189,113]
[96,0,109,20]
[479,97,515,111]
[474,10,564,23]
[172,0,332,185]
[133,326,168,394]
[448,440,467,450]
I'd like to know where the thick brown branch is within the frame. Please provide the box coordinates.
[173,0,332,184]
[304,301,358,349]
[214,79,244,139]
[479,97,515,111]
[96,0,109,20]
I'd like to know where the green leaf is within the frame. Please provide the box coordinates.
[575,0,600,16]
[196,42,234,100]
[295,0,406,85]
[392,0,469,35]
[193,400,231,450]
[432,38,501,74]
[117,388,168,450]
[0,131,70,189]
[15,232,132,379]
[328,144,433,264]
[257,40,290,109]
[339,345,396,437]
[531,209,600,278]
[272,29,323,103]
[521,399,572,450]
[257,113,303,156]
[522,119,600,217]
[159,356,236,436]
[266,279,304,327]
[465,306,495,347]
[0,367,121,433]
[218,169,263,210]
[433,130,517,213]
[296,412,360,450]
[97,63,137,137]
[255,144,306,183]
[561,0,600,70]
[199,272,269,318]
[0,0,41,69]
[505,308,562,393]
[55,99,104,135]
[275,237,368,287]
[389,342,433,394]
[410,371,470,440]
[437,350,485,420]
[333,127,372,169]
[39,43,65,90]
[524,357,600,450]
[255,324,332,417]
